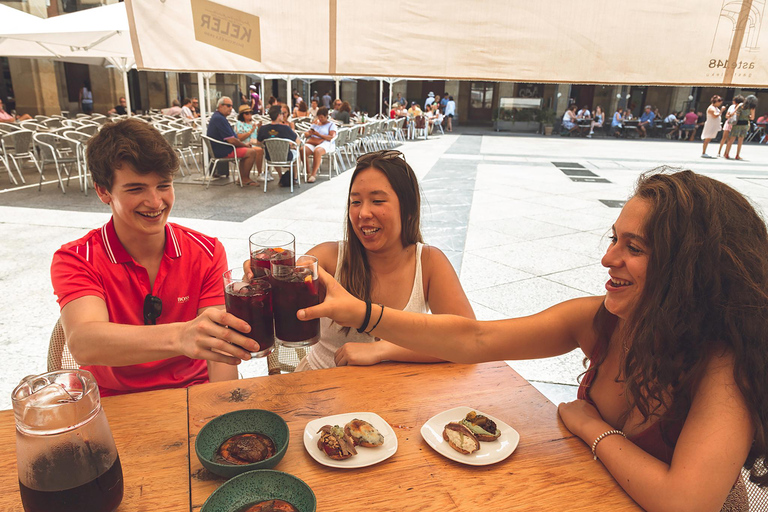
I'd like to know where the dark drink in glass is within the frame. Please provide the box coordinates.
[19,453,123,512]
[223,270,275,358]
[250,248,294,278]
[248,230,295,279]
[270,255,320,348]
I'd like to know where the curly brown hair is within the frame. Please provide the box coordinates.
[594,168,768,485]
[86,118,178,191]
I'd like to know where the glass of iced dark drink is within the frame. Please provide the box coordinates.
[248,230,295,279]
[223,269,275,358]
[270,254,320,348]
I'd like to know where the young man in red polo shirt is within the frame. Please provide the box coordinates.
[51,119,259,396]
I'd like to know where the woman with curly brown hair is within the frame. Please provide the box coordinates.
[301,168,768,512]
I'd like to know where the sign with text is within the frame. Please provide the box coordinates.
[190,0,260,62]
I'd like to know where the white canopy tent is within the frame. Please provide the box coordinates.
[0,3,137,116]
[125,0,768,87]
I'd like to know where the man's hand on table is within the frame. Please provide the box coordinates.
[177,308,258,364]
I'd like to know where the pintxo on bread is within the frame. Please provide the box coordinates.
[344,419,384,447]
[317,425,357,460]
[460,411,501,442]
[442,422,480,454]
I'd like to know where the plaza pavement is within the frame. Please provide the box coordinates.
[1,128,767,410]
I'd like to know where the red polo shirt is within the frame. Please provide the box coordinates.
[51,218,228,396]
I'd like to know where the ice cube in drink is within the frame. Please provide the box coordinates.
[250,248,295,278]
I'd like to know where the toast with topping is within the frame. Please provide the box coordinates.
[344,419,384,447]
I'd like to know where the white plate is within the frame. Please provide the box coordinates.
[303,412,398,469]
[420,406,520,466]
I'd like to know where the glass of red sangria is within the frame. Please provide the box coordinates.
[248,230,295,279]
[222,269,275,358]
[270,254,320,348]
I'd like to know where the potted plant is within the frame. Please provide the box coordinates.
[493,108,514,131]
[537,108,556,136]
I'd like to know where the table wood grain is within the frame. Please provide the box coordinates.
[188,362,641,512]
[0,387,190,512]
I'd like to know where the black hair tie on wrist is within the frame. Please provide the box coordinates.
[366,304,384,335]
[357,300,372,333]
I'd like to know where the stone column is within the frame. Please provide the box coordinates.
[341,81,357,110]
[90,65,122,114]
[7,58,61,116]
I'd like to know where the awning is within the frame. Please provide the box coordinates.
[125,0,768,87]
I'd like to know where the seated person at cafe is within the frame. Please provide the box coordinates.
[108,97,129,116]
[302,107,336,183]
[207,96,264,186]
[561,104,579,135]
[180,98,195,123]
[235,104,260,146]
[334,101,352,125]
[51,119,256,396]
[256,105,300,186]
[244,150,475,370]
[680,108,699,141]
[302,168,767,512]
[408,102,423,117]
[664,111,681,140]
[636,105,655,138]
[610,107,624,136]
[0,98,32,122]
[576,105,591,119]
[161,99,182,117]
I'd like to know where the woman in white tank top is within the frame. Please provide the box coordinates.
[247,150,474,370]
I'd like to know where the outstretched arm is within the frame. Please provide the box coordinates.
[299,267,598,364]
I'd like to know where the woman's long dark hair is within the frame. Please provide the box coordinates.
[594,168,768,484]
[338,152,423,325]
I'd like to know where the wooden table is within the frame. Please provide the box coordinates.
[0,362,641,511]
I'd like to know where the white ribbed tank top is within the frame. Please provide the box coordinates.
[302,242,428,370]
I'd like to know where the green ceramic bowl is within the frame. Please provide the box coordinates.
[200,470,316,512]
[195,409,289,479]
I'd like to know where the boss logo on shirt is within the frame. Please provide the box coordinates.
[178,296,190,303]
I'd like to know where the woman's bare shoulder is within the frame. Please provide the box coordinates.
[308,241,340,275]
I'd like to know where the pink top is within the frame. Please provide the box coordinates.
[683,112,699,125]
[0,109,14,121]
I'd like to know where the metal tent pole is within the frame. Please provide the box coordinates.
[198,72,208,175]
[379,79,383,117]
[335,78,340,102]
[286,76,292,111]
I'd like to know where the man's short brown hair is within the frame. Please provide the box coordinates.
[87,118,178,191]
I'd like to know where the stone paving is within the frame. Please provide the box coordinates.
[2,128,767,410]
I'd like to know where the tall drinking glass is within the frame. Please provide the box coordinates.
[223,269,275,358]
[249,230,295,279]
[270,254,320,348]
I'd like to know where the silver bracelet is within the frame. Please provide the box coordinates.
[591,429,626,461]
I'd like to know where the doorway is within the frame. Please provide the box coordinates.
[468,81,494,122]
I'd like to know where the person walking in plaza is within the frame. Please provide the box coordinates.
[51,119,254,397]
[301,169,767,512]
[322,91,332,109]
[206,96,263,186]
[79,80,94,115]
[718,97,739,156]
[701,95,724,158]
[249,85,261,114]
[424,91,436,110]
[444,96,456,132]
[724,95,757,161]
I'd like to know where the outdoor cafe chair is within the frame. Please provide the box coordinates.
[263,138,300,193]
[19,120,49,132]
[1,129,40,185]
[267,343,311,375]
[0,123,22,134]
[315,132,341,181]
[159,129,186,177]
[47,318,78,372]
[412,115,428,140]
[34,132,80,194]
[200,135,242,188]
[175,127,201,175]
[76,124,100,137]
